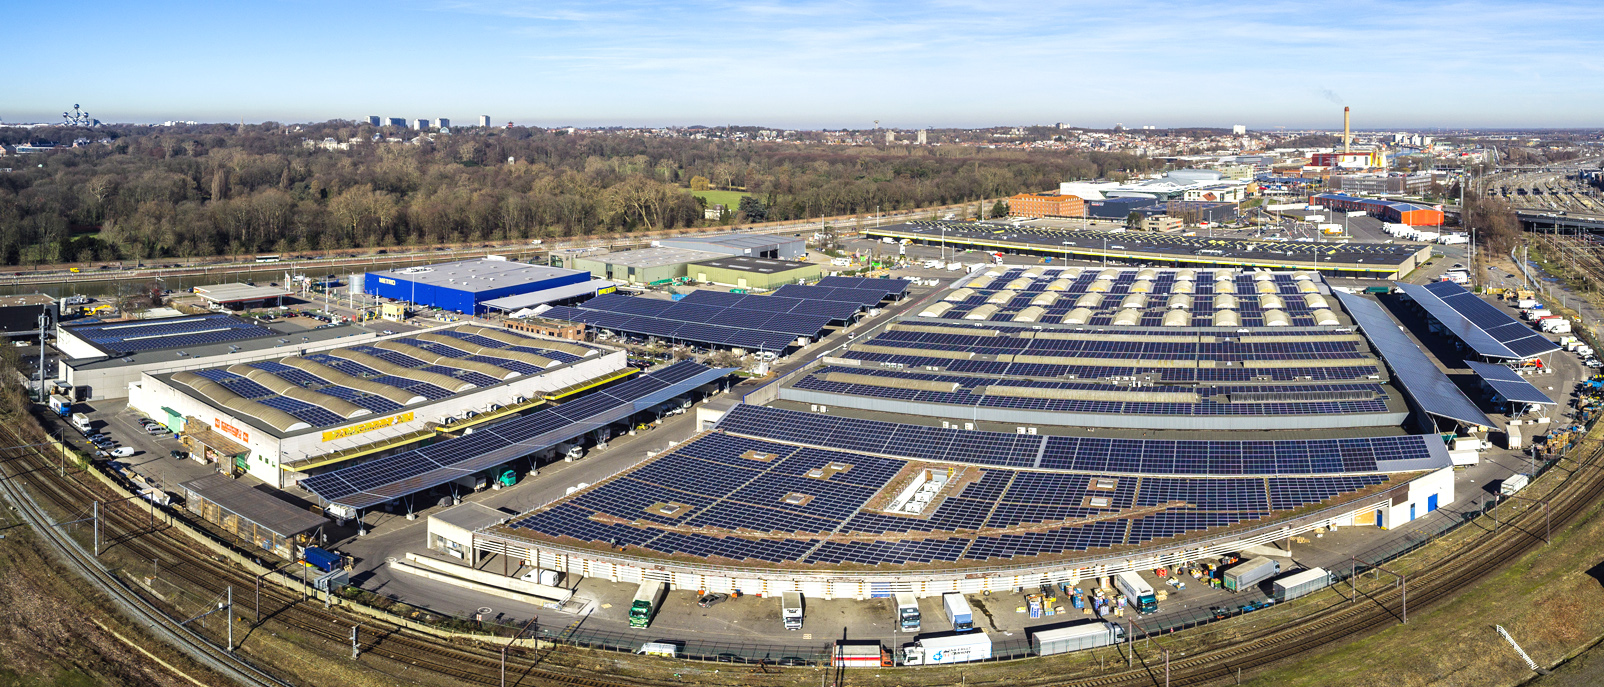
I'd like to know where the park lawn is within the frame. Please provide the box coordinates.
[691,190,750,211]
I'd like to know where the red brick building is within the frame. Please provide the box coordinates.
[1009,193,1086,218]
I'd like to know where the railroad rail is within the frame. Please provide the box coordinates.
[1,407,1600,686]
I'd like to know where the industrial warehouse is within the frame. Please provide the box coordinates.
[127,323,627,485]
[466,266,1478,599]
[866,221,1434,278]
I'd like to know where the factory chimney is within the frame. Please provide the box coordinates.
[1343,107,1351,153]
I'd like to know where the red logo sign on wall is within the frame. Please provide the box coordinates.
[214,418,249,443]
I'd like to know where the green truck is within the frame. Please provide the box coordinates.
[629,580,667,629]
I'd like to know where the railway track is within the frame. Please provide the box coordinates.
[1060,440,1604,687]
[0,421,636,687]
[5,409,1603,687]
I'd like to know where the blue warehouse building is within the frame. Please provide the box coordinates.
[365,258,592,315]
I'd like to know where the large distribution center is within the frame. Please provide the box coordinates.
[58,313,379,400]
[129,323,627,485]
[866,221,1432,279]
[365,258,592,314]
[471,266,1466,598]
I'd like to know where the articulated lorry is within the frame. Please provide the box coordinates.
[630,580,667,629]
[1114,571,1159,614]
[903,632,992,665]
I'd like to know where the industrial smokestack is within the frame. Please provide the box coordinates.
[1343,107,1351,153]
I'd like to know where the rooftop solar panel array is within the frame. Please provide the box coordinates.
[814,276,912,298]
[1333,291,1494,427]
[676,289,862,321]
[791,366,1390,418]
[574,293,833,337]
[503,429,1401,567]
[300,362,731,509]
[304,353,456,399]
[66,313,276,353]
[539,305,800,350]
[717,404,1443,476]
[771,284,893,306]
[1395,281,1560,359]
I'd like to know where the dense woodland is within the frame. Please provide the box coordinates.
[0,122,1152,266]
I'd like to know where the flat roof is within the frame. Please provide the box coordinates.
[370,259,587,293]
[869,221,1427,271]
[1393,281,1560,359]
[64,321,372,369]
[583,247,726,269]
[194,283,293,303]
[0,294,55,307]
[659,234,799,251]
[180,473,327,538]
[692,256,814,274]
[430,502,509,531]
[481,280,616,311]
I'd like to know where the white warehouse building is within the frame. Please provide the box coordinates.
[128,324,628,486]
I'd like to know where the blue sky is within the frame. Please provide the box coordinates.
[5,0,1601,129]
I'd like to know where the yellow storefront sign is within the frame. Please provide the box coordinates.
[322,412,414,442]
[596,285,616,295]
[378,277,397,285]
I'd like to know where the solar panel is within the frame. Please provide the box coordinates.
[719,404,1448,475]
[540,305,800,350]
[1333,291,1493,427]
[771,284,889,306]
[1395,281,1560,359]
[1464,361,1556,405]
[300,362,733,509]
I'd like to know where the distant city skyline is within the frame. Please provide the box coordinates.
[3,0,1601,129]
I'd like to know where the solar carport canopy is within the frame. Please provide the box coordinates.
[1334,291,1494,428]
[1465,361,1556,405]
[1394,281,1560,359]
[300,361,732,510]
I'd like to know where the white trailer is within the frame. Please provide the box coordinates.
[1031,621,1125,656]
[903,632,992,666]
[1272,568,1332,602]
[781,591,804,631]
[942,592,974,631]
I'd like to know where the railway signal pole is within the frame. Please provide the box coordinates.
[502,615,539,687]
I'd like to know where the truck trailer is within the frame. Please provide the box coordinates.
[942,592,974,631]
[1224,556,1281,592]
[903,632,992,666]
[47,394,72,417]
[1030,620,1125,656]
[781,591,804,631]
[71,413,92,433]
[1272,568,1333,602]
[630,580,667,629]
[832,640,891,668]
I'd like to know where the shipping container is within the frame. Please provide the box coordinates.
[1030,620,1124,656]
[1224,556,1281,592]
[1272,568,1332,602]
[833,641,890,667]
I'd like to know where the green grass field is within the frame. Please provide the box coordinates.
[691,190,750,212]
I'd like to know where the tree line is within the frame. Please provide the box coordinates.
[0,122,1153,266]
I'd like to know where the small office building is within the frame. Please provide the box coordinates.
[573,247,724,285]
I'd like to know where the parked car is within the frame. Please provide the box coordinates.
[698,593,726,608]
[170,450,187,460]
[110,447,136,457]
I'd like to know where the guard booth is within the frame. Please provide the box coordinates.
[181,418,251,476]
[427,502,507,565]
[180,473,327,559]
